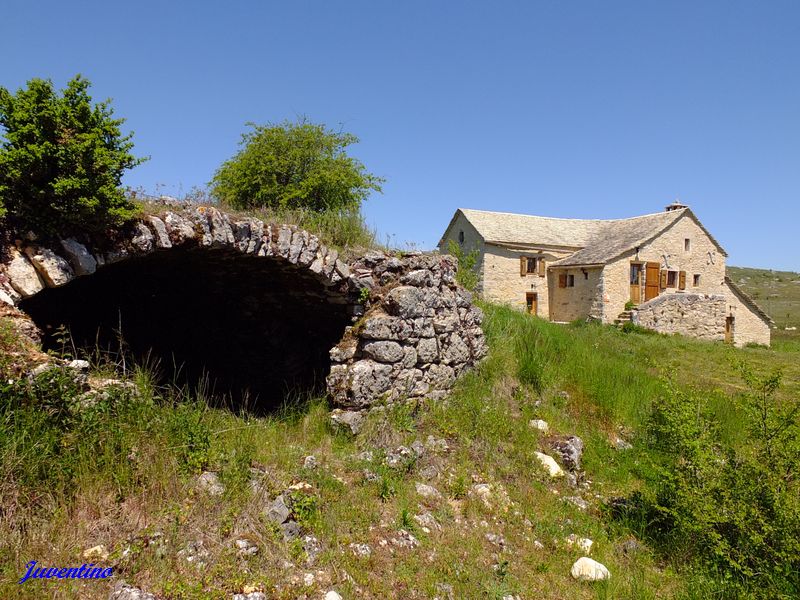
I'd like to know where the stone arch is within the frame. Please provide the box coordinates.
[1,205,489,414]
[1,206,360,411]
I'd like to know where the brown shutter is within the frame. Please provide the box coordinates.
[520,256,526,276]
[558,273,567,288]
[679,271,686,290]
[538,258,546,277]
[660,270,667,290]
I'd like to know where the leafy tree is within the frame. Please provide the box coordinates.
[210,118,383,212]
[0,75,145,236]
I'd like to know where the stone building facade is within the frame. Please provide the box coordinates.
[439,203,772,347]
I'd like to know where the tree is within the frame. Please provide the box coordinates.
[0,75,145,236]
[210,118,383,212]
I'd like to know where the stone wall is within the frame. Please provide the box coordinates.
[723,280,772,347]
[327,252,487,408]
[0,204,488,408]
[548,266,603,322]
[632,293,727,341]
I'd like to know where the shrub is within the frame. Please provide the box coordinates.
[627,366,800,597]
[447,239,480,291]
[210,118,383,213]
[0,75,145,236]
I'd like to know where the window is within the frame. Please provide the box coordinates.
[520,256,546,277]
[684,238,691,251]
[693,274,701,286]
[630,264,642,285]
[567,274,575,287]
[458,230,464,244]
[583,270,589,280]
[667,270,677,288]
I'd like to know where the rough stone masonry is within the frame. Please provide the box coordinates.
[0,204,487,409]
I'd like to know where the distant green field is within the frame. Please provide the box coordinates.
[728,265,800,342]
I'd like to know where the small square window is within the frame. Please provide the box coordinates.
[693,274,701,286]
[525,257,537,274]
[667,271,677,288]
[684,238,691,251]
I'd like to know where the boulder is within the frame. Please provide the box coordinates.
[534,451,564,478]
[570,557,610,581]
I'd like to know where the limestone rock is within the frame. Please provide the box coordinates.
[535,451,564,478]
[551,435,584,471]
[60,238,97,275]
[266,495,291,524]
[303,455,318,470]
[570,557,610,581]
[349,542,372,558]
[24,246,73,287]
[386,286,428,319]
[529,419,549,433]
[324,592,343,600]
[362,340,404,363]
[145,216,172,249]
[6,248,44,298]
[197,471,224,496]
[164,211,196,244]
[130,223,155,253]
[109,582,157,600]
[415,482,443,500]
[566,534,593,553]
[329,409,364,435]
[83,544,109,560]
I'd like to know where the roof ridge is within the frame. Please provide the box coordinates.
[459,207,686,224]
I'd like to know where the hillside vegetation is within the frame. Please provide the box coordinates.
[1,301,798,599]
[728,266,800,342]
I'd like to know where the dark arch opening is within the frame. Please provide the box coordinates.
[20,247,354,413]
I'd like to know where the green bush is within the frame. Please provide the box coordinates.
[447,239,480,291]
[210,118,383,213]
[627,366,800,597]
[0,75,145,236]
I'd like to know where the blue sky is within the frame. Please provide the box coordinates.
[2,1,798,270]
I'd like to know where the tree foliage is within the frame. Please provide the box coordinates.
[0,75,144,236]
[210,119,383,212]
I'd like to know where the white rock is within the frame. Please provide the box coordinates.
[24,246,74,286]
[303,455,318,469]
[415,482,442,499]
[529,419,549,433]
[82,544,109,560]
[196,471,224,496]
[570,557,610,581]
[6,248,44,297]
[324,592,343,600]
[534,451,564,478]
[566,534,593,553]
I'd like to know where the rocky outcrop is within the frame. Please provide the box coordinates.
[0,205,487,409]
[326,251,487,408]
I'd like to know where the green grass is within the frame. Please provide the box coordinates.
[728,265,800,342]
[1,302,797,598]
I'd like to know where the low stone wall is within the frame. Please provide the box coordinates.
[631,293,726,341]
[327,251,487,408]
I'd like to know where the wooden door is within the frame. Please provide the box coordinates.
[630,264,642,305]
[725,316,734,343]
[526,293,538,316]
[645,262,660,301]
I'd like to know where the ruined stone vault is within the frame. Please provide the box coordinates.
[0,205,487,411]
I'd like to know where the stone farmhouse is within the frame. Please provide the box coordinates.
[439,202,772,347]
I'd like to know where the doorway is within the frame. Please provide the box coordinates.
[645,262,660,301]
[630,263,643,304]
[725,316,735,343]
[526,292,538,316]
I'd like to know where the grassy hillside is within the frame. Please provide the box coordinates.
[1,303,798,599]
[728,266,800,342]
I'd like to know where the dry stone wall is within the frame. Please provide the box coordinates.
[631,293,726,341]
[0,204,487,408]
[327,251,487,408]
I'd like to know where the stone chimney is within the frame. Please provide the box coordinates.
[665,200,688,212]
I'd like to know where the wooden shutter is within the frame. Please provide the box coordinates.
[558,273,567,288]
[538,258,546,277]
[660,270,667,290]
[520,257,526,276]
[679,271,686,290]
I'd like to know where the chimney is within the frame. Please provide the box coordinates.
[665,200,688,212]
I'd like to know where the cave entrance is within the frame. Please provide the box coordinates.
[20,246,354,413]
